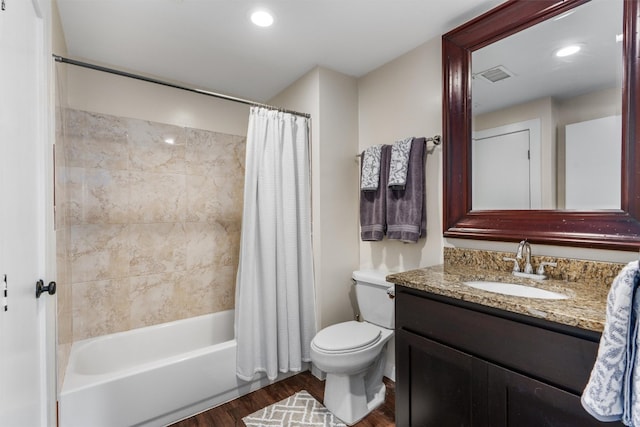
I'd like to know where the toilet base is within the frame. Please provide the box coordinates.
[323,372,386,425]
[318,342,389,425]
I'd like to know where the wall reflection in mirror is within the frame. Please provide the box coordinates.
[471,0,623,210]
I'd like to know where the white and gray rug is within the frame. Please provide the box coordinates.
[242,390,347,427]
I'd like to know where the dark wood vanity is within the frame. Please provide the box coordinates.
[391,0,640,421]
[395,286,622,427]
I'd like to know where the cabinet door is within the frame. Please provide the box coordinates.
[396,329,487,427]
[487,363,623,427]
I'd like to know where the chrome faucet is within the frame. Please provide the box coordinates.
[507,239,557,280]
[516,239,533,274]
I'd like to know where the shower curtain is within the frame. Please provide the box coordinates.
[235,107,316,381]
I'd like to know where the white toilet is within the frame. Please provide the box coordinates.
[310,270,395,425]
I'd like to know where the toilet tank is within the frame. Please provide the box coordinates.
[352,270,395,329]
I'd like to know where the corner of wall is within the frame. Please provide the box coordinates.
[270,66,360,329]
[51,0,68,56]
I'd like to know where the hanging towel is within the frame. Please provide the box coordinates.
[582,260,640,425]
[360,144,391,241]
[360,144,383,191]
[388,137,414,189]
[386,137,426,243]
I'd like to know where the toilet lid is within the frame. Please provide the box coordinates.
[313,321,381,352]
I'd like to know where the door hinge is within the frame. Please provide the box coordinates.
[527,149,530,160]
[3,275,7,311]
[1,1,5,11]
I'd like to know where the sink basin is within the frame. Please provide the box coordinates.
[463,281,568,300]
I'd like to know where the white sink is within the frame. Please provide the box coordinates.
[463,281,568,300]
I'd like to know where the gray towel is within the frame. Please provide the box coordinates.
[386,138,425,243]
[360,145,391,241]
[360,144,383,191]
[388,137,414,189]
[582,260,640,425]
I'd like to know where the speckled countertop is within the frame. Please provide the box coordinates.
[386,264,612,334]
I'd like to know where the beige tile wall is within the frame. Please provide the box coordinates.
[58,109,245,341]
[56,106,73,358]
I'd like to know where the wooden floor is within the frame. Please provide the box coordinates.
[170,371,395,426]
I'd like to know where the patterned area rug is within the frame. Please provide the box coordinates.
[243,390,347,427]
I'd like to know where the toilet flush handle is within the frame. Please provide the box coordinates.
[386,286,395,299]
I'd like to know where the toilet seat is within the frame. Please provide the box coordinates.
[312,321,381,354]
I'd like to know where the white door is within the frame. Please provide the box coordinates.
[565,115,622,209]
[0,1,56,426]
[473,119,542,210]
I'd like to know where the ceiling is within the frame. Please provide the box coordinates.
[472,0,623,115]
[56,0,504,102]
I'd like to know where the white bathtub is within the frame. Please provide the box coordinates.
[59,310,295,427]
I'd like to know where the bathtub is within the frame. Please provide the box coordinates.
[59,310,296,427]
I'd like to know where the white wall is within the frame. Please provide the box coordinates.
[358,38,444,271]
[270,67,360,330]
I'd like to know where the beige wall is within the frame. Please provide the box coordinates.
[270,67,360,330]
[65,66,249,136]
[316,68,361,328]
[358,37,635,265]
[357,37,444,271]
[558,87,621,125]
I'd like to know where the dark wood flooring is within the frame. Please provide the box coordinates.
[170,371,395,426]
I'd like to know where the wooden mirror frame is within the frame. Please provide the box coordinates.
[443,0,640,251]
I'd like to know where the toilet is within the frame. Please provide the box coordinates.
[310,270,395,425]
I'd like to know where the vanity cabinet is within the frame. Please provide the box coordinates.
[395,286,623,427]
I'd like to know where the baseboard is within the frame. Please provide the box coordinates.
[384,363,396,382]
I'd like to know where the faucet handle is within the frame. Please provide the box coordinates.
[503,257,520,273]
[536,262,557,276]
[516,240,527,259]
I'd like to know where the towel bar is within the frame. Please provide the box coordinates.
[356,135,441,159]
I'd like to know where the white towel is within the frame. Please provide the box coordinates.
[388,137,414,189]
[360,144,383,191]
[582,260,640,425]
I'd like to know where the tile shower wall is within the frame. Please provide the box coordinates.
[59,109,245,340]
[56,107,73,388]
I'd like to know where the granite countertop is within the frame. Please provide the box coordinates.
[386,264,610,333]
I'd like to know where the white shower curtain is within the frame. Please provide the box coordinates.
[235,106,316,381]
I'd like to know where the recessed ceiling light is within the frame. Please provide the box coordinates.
[555,45,581,57]
[250,10,274,27]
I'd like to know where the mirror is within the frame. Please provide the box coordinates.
[443,0,640,250]
[472,0,623,210]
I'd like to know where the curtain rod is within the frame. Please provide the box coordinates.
[52,54,311,119]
